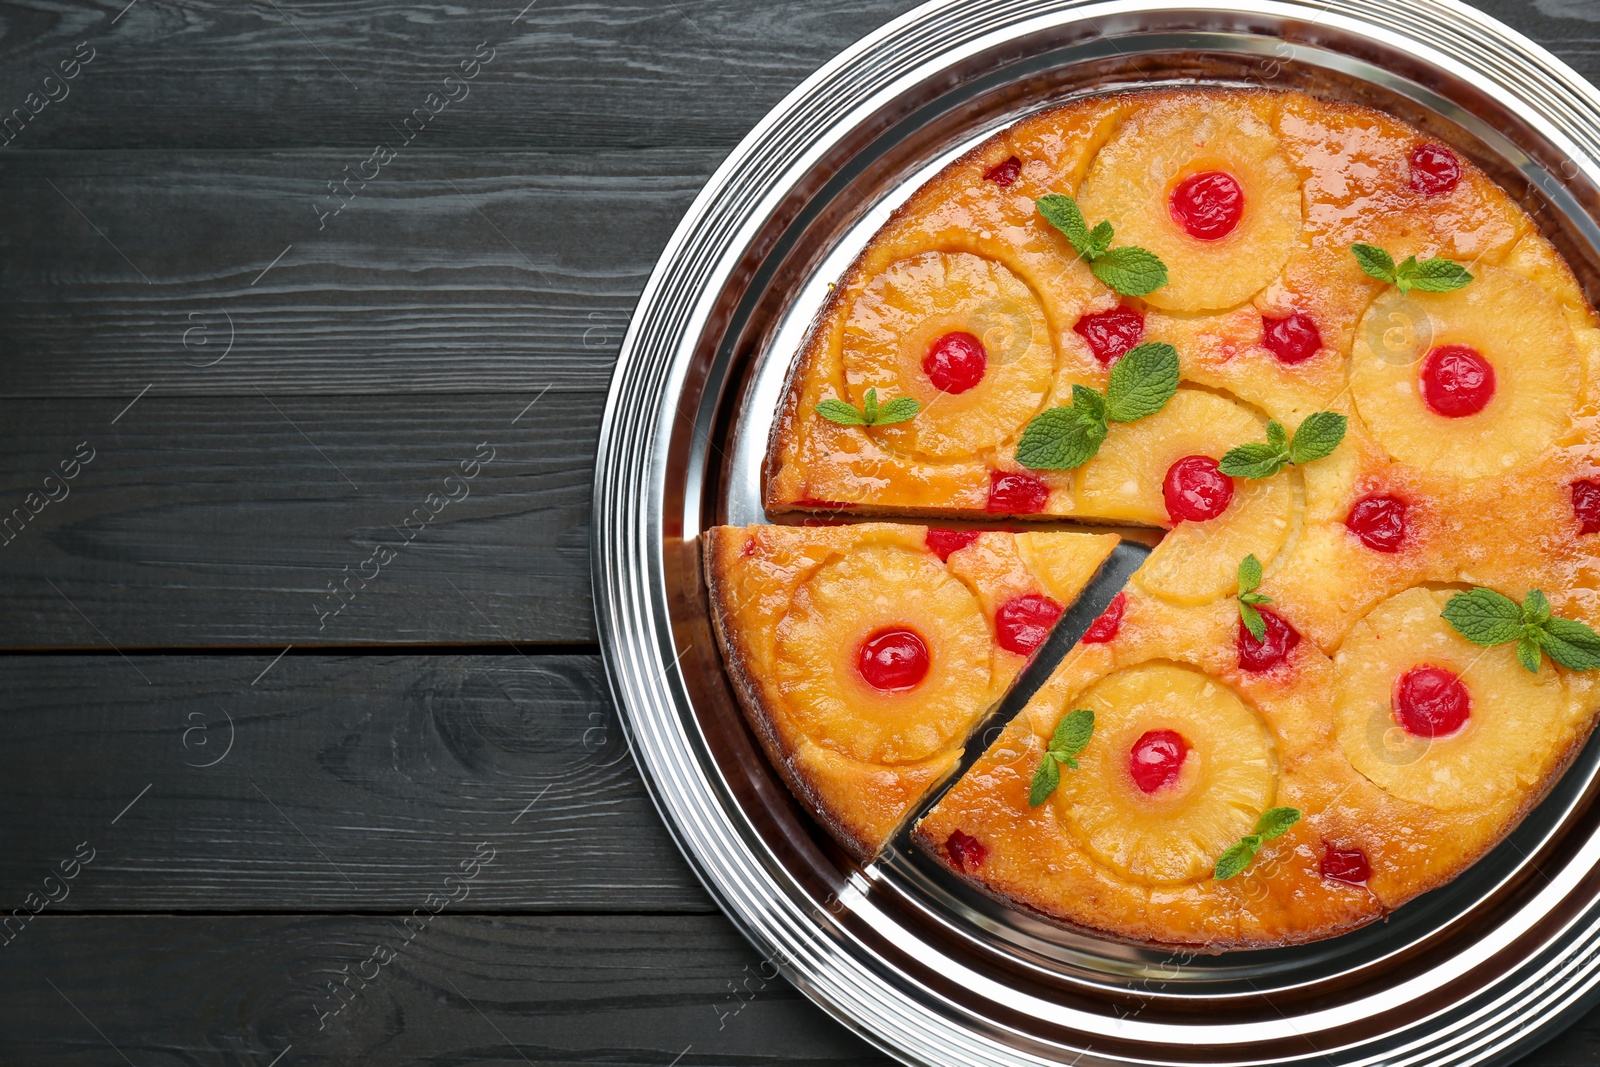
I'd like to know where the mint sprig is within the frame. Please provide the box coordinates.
[1213,807,1301,880]
[1015,342,1179,470]
[1442,587,1600,672]
[1218,411,1347,479]
[815,387,920,427]
[1037,194,1169,297]
[1236,554,1273,642]
[1028,709,1094,807]
[1351,243,1473,295]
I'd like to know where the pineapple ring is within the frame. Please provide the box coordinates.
[774,544,993,765]
[1350,264,1582,480]
[1077,389,1294,604]
[1051,663,1277,886]
[1334,587,1569,810]
[1076,95,1302,312]
[841,251,1054,461]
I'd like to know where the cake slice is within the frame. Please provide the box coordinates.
[704,522,1118,857]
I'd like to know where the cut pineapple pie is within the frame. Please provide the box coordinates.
[709,88,1600,950]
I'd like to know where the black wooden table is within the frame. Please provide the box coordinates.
[2,1,1598,1063]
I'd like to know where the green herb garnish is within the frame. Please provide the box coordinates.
[1351,243,1473,295]
[1027,709,1094,807]
[1015,342,1179,470]
[1213,807,1301,881]
[1236,554,1273,642]
[1037,194,1169,297]
[1218,411,1347,479]
[815,387,920,428]
[1442,587,1600,673]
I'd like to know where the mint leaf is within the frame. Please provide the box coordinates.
[1036,194,1091,255]
[1442,587,1524,646]
[1352,243,1397,283]
[1051,709,1094,761]
[1219,442,1285,479]
[1287,411,1348,465]
[816,391,921,428]
[1037,194,1168,296]
[1523,588,1552,626]
[1213,837,1259,881]
[816,398,867,426]
[1239,601,1267,642]
[1540,616,1600,670]
[1518,631,1544,674]
[1029,710,1095,806]
[1028,753,1061,807]
[1092,246,1168,297]
[1353,242,1472,294]
[1072,383,1107,425]
[874,396,921,425]
[1238,554,1263,596]
[1104,342,1180,422]
[1402,257,1474,294]
[1015,405,1106,470]
[1254,806,1301,841]
[1266,420,1288,452]
[1087,219,1113,257]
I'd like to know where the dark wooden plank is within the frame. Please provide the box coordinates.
[0,914,890,1066]
[0,149,716,397]
[0,0,1586,157]
[0,913,1593,1065]
[0,653,712,911]
[0,393,604,646]
[0,0,922,151]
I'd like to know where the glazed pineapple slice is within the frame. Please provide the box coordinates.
[842,251,1054,461]
[1076,93,1302,312]
[1077,389,1293,603]
[1350,264,1582,479]
[1334,587,1570,810]
[774,543,993,764]
[1052,663,1276,885]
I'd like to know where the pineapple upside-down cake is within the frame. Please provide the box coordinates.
[707,88,1600,949]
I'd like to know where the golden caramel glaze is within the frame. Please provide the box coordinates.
[745,86,1600,948]
[913,590,1598,949]
[704,523,1118,858]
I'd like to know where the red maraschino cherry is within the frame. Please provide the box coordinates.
[1393,666,1469,737]
[1420,345,1495,417]
[996,594,1063,656]
[1082,592,1127,644]
[924,331,988,394]
[1164,456,1234,522]
[1321,842,1372,886]
[925,528,982,561]
[1170,171,1244,240]
[1238,609,1300,672]
[1573,479,1600,535]
[1074,305,1145,365]
[1409,142,1461,196]
[1261,310,1322,365]
[1129,729,1188,793]
[946,829,988,871]
[856,627,930,692]
[1347,494,1409,553]
[983,156,1021,187]
[988,471,1050,514]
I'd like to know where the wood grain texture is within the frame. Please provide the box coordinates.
[0,653,711,911]
[0,0,1587,153]
[0,0,924,151]
[0,149,715,397]
[0,915,892,1066]
[0,393,600,645]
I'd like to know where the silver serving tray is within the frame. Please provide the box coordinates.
[592,2,1600,1063]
